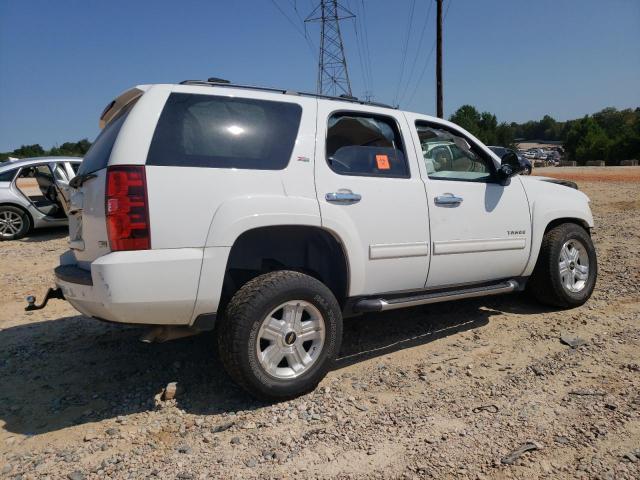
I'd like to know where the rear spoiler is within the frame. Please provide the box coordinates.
[99,85,149,129]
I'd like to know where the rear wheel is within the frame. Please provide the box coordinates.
[527,223,597,307]
[0,206,31,240]
[217,271,342,401]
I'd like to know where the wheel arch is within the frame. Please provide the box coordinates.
[191,222,354,323]
[543,217,591,235]
[219,225,350,309]
[523,214,594,277]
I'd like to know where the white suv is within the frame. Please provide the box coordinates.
[39,80,597,400]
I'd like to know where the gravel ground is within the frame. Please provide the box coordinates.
[1,167,639,479]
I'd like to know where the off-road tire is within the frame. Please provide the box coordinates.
[217,270,342,401]
[527,223,597,308]
[0,205,31,240]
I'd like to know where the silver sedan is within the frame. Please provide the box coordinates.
[0,157,81,240]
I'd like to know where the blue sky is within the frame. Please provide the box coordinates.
[1,0,639,151]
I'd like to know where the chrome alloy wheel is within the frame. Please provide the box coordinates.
[256,300,326,379]
[559,239,590,293]
[0,210,24,238]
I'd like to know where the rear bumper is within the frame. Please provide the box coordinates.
[55,248,205,326]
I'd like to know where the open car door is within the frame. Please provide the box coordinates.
[48,161,73,216]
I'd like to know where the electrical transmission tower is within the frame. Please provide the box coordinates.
[305,1,354,97]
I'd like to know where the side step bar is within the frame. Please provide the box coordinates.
[354,280,519,313]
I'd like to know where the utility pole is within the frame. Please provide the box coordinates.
[436,0,443,118]
[306,1,354,97]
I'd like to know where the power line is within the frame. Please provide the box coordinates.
[352,10,371,95]
[405,43,436,108]
[405,0,453,108]
[288,0,303,19]
[397,0,434,106]
[269,0,317,57]
[359,0,374,97]
[393,0,417,107]
[290,0,316,43]
[288,0,306,25]
[347,0,372,98]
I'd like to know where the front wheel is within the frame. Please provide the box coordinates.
[217,271,343,401]
[527,223,597,307]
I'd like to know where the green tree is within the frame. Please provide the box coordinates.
[12,144,45,157]
[478,112,498,145]
[449,106,515,147]
[449,105,482,137]
[565,117,610,163]
[49,138,91,157]
[1,138,92,162]
[496,122,516,149]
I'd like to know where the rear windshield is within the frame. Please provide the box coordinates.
[146,93,302,170]
[77,104,133,175]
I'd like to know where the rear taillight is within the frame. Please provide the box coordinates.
[105,165,150,251]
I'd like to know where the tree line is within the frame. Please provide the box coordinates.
[450,105,640,164]
[0,139,91,162]
[2,106,639,165]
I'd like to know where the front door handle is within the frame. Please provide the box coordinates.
[434,193,463,206]
[325,191,362,205]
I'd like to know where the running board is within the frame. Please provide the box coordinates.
[354,280,519,313]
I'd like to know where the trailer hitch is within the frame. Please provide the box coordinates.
[25,287,65,311]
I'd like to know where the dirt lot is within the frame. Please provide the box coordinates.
[1,167,639,479]
[533,166,640,183]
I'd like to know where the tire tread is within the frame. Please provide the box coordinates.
[528,223,596,308]
[217,270,341,400]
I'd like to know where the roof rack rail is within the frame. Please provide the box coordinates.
[178,79,396,109]
[206,77,230,84]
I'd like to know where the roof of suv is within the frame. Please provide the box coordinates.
[179,79,397,110]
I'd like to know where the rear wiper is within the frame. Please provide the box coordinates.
[69,173,97,189]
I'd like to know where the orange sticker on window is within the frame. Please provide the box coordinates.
[376,154,390,170]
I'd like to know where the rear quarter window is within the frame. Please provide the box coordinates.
[146,93,302,170]
[0,168,18,182]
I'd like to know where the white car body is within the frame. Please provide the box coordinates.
[53,82,594,328]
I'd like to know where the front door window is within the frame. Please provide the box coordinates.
[416,123,495,182]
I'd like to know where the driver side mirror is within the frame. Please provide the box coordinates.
[497,151,522,183]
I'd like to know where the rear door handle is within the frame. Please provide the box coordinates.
[434,193,463,206]
[325,191,362,204]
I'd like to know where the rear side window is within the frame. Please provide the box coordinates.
[0,168,18,182]
[147,93,302,170]
[78,105,132,175]
[326,113,409,178]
